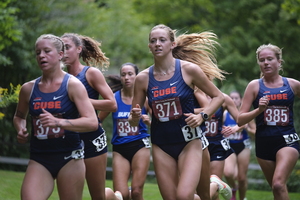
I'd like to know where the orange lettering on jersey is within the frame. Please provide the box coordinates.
[153,87,177,98]
[34,101,61,110]
[266,93,288,101]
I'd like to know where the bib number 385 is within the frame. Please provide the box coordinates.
[264,106,289,126]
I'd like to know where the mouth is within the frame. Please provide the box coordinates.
[40,61,47,65]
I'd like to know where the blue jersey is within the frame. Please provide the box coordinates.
[76,66,107,156]
[147,59,201,145]
[29,74,82,153]
[253,77,296,137]
[203,107,224,141]
[76,66,99,100]
[224,111,249,144]
[112,90,149,145]
[76,66,103,126]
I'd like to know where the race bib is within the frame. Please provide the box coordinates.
[220,138,230,151]
[227,132,243,140]
[203,119,218,137]
[32,113,65,140]
[181,126,202,142]
[142,137,151,148]
[92,133,107,152]
[243,138,252,149]
[264,106,289,126]
[200,134,209,150]
[283,133,299,144]
[152,97,182,122]
[117,118,139,136]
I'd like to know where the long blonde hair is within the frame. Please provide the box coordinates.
[150,24,227,81]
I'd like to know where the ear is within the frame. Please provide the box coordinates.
[77,46,82,54]
[59,51,64,60]
[170,41,177,50]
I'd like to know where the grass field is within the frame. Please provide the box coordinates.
[1,170,300,200]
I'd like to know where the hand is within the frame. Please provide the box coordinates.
[184,113,203,128]
[221,126,235,137]
[141,114,151,126]
[131,104,142,121]
[258,96,269,112]
[17,128,29,144]
[39,109,60,128]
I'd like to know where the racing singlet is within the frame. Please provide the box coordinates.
[253,77,298,139]
[147,59,202,145]
[203,107,224,141]
[111,90,149,145]
[29,74,82,153]
[76,66,106,152]
[224,111,249,144]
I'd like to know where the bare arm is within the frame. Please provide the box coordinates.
[39,77,98,132]
[98,111,111,123]
[238,80,269,126]
[13,81,33,143]
[194,88,209,114]
[87,67,117,112]
[288,78,300,99]
[182,61,224,128]
[129,70,149,126]
[246,119,256,135]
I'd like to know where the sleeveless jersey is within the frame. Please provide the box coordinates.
[76,66,99,116]
[224,111,249,144]
[111,90,149,145]
[147,59,201,145]
[29,73,82,153]
[253,77,296,137]
[76,66,106,152]
[76,66,99,100]
[203,106,224,141]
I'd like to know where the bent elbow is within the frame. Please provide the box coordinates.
[112,104,117,112]
[89,118,99,131]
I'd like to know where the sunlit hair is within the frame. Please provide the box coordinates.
[61,33,109,69]
[106,63,139,93]
[35,34,64,68]
[149,24,227,81]
[256,43,284,77]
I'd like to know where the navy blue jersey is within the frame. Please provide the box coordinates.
[29,74,82,153]
[112,90,149,145]
[224,111,249,144]
[76,66,99,115]
[203,107,224,141]
[253,77,296,137]
[147,59,201,144]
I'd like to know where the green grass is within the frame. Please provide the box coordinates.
[1,170,300,200]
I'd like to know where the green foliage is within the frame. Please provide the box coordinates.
[0,83,20,119]
[0,0,21,65]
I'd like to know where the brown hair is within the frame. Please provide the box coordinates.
[61,33,109,69]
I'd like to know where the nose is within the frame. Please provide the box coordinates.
[155,40,161,46]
